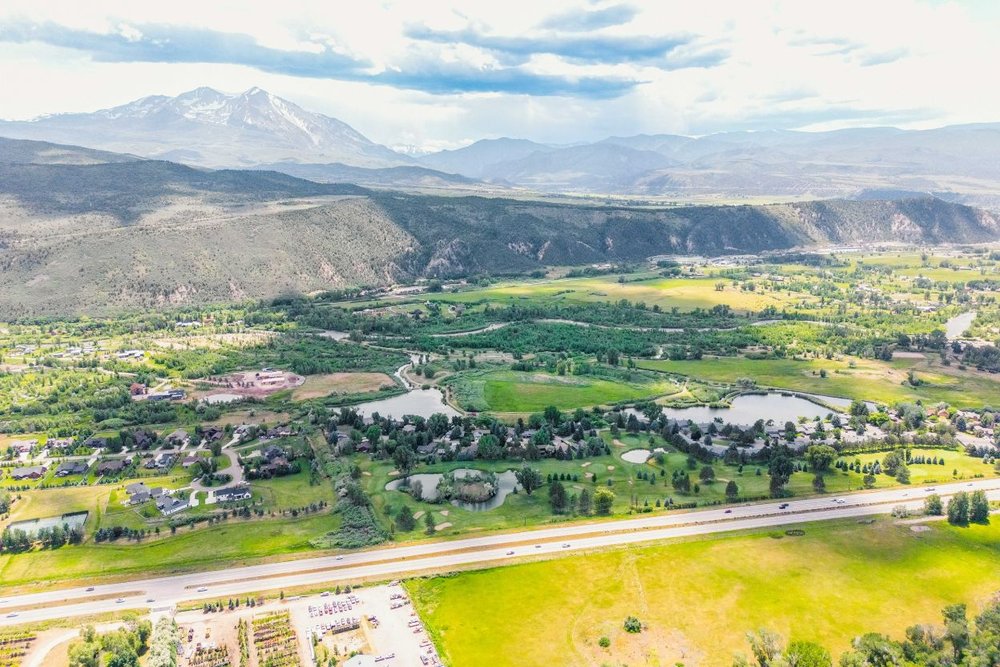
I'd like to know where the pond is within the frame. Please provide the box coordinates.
[621,449,652,464]
[385,468,521,511]
[355,388,460,420]
[7,511,88,537]
[658,393,837,426]
[945,311,976,340]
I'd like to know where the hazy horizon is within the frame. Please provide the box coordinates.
[1,0,998,152]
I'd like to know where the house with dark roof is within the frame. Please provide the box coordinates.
[11,465,47,480]
[96,458,129,475]
[155,495,187,516]
[55,460,89,477]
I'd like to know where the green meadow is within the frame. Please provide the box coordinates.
[637,354,1000,408]
[408,518,1000,667]
[445,369,678,414]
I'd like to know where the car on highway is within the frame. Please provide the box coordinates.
[146,598,155,603]
[115,598,125,604]
[506,550,515,555]
[778,503,789,509]
[724,509,732,514]
[85,587,95,592]
[197,587,208,592]
[562,543,571,548]
[336,555,344,560]
[5,613,17,618]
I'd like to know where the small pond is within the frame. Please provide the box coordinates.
[945,311,976,340]
[7,511,88,537]
[386,468,520,511]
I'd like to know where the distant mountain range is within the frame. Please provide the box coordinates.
[0,87,409,168]
[1,137,998,316]
[4,88,1000,207]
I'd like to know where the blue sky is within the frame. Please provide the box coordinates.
[0,0,996,151]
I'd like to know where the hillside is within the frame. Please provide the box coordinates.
[1,138,998,316]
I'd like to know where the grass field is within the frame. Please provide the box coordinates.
[0,512,338,589]
[636,354,1000,408]
[408,518,1000,667]
[432,275,807,313]
[291,372,394,400]
[446,369,678,413]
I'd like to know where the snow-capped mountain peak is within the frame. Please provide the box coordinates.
[8,87,412,168]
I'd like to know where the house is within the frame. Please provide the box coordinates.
[145,452,175,469]
[84,437,109,449]
[130,490,151,505]
[165,430,189,447]
[214,484,252,502]
[155,495,187,516]
[126,482,148,496]
[96,458,129,475]
[182,455,201,467]
[129,383,147,396]
[46,438,76,451]
[203,426,225,442]
[132,430,156,450]
[10,440,37,454]
[11,465,47,480]
[262,444,285,461]
[55,461,89,477]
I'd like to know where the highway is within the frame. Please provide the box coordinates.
[2,477,998,626]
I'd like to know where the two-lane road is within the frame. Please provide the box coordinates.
[2,477,998,626]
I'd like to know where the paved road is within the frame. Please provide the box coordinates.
[2,477,998,626]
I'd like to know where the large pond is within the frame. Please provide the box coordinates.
[386,468,520,511]
[657,393,838,426]
[945,311,976,340]
[7,511,88,537]
[355,388,460,420]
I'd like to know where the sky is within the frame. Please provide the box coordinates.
[0,0,997,152]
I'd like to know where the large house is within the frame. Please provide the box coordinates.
[155,495,187,516]
[214,484,252,502]
[55,461,89,477]
[96,458,129,475]
[10,465,47,480]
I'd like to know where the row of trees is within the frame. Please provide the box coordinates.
[734,595,1000,666]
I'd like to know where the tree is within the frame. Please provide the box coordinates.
[477,434,502,460]
[699,466,716,483]
[805,445,836,473]
[577,488,592,516]
[970,490,991,524]
[548,481,568,514]
[725,480,739,499]
[424,512,436,535]
[768,452,794,497]
[395,505,416,532]
[594,487,615,515]
[924,494,943,516]
[947,491,970,526]
[784,640,832,667]
[515,467,543,495]
[392,445,416,476]
[623,616,642,633]
[894,463,911,484]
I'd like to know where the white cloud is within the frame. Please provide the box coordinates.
[0,0,997,150]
